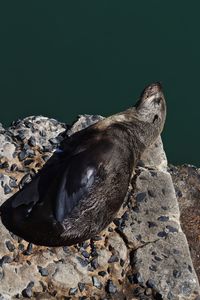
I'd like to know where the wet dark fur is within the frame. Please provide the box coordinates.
[0,83,166,246]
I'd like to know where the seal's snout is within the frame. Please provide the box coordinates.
[140,82,163,101]
[150,81,162,90]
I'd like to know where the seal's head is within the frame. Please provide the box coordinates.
[136,82,166,133]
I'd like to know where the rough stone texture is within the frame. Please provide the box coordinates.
[170,164,200,283]
[67,114,104,137]
[0,115,199,299]
[126,169,198,300]
[140,136,168,171]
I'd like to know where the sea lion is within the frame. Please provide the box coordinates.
[0,82,166,247]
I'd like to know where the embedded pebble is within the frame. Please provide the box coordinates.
[38,266,49,276]
[91,258,99,269]
[106,280,117,294]
[20,174,32,188]
[136,192,147,203]
[157,215,169,222]
[3,184,12,194]
[18,244,25,251]
[98,271,107,277]
[24,159,34,166]
[22,288,32,298]
[22,281,34,298]
[188,265,193,273]
[154,256,162,262]
[76,256,89,267]
[0,162,9,169]
[81,250,90,259]
[166,225,178,233]
[157,231,168,238]
[23,243,33,255]
[28,136,36,147]
[92,276,102,289]
[78,282,85,292]
[27,149,35,158]
[5,240,15,252]
[9,178,18,188]
[69,287,78,295]
[18,150,28,161]
[108,255,119,263]
[10,163,18,171]
[146,279,156,288]
[0,255,12,267]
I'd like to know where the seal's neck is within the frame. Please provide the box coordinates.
[94,107,162,160]
[110,109,161,160]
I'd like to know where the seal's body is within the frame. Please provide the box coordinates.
[0,83,166,246]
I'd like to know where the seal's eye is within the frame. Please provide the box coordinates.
[154,97,162,105]
[153,115,159,123]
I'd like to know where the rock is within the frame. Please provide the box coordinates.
[0,115,199,299]
[67,114,103,136]
[170,164,200,282]
[133,234,198,299]
[122,168,180,248]
[140,135,168,171]
[51,258,92,289]
[9,116,67,151]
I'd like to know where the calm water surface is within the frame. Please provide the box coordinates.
[0,2,199,166]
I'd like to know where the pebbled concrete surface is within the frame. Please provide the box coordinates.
[0,115,199,299]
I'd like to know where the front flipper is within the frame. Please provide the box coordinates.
[54,152,97,222]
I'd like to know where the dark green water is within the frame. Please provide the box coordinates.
[0,1,199,166]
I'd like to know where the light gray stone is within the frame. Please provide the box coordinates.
[67,114,103,136]
[122,168,180,248]
[0,135,16,161]
[134,233,199,299]
[9,116,66,150]
[140,135,168,171]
